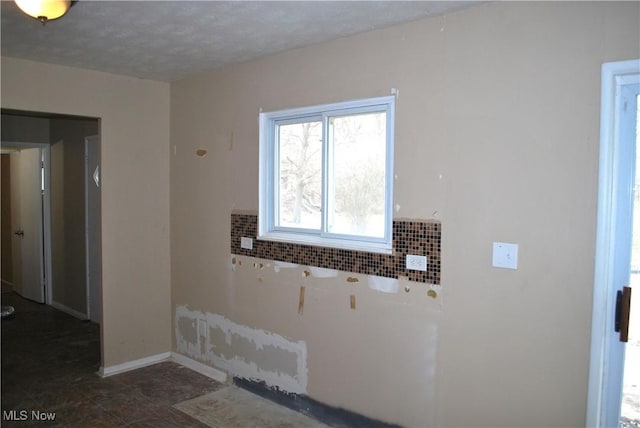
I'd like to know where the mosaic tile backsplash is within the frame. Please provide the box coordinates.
[230,213,440,284]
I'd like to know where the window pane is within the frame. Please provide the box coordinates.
[277,120,322,230]
[327,112,386,238]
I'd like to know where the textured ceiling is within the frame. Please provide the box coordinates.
[1,1,482,82]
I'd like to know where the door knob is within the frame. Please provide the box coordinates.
[14,229,24,237]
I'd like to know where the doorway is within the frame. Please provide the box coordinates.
[1,110,101,322]
[587,59,640,427]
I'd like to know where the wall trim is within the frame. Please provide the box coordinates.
[170,352,228,384]
[50,300,87,320]
[96,351,228,382]
[98,351,171,377]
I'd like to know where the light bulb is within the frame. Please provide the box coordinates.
[14,0,72,24]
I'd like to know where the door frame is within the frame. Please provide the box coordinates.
[0,141,52,305]
[587,59,640,427]
[84,135,101,323]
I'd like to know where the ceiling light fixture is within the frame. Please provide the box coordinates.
[14,0,74,25]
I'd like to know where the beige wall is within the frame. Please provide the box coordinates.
[1,1,637,426]
[0,58,172,367]
[171,2,640,427]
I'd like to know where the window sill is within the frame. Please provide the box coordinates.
[257,232,393,255]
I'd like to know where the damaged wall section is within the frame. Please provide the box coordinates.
[175,305,308,394]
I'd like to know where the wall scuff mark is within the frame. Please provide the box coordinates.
[175,305,308,394]
[228,132,235,151]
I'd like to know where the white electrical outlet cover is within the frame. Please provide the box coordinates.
[492,242,518,269]
[406,254,428,271]
[240,237,253,250]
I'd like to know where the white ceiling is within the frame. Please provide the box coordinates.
[1,1,482,82]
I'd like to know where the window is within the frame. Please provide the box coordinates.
[259,95,395,253]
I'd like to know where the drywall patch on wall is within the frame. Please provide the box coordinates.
[308,266,339,278]
[178,316,198,344]
[274,260,299,273]
[175,305,308,394]
[274,260,299,269]
[367,276,400,294]
[231,253,442,300]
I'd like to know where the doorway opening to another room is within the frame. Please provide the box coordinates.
[1,110,102,325]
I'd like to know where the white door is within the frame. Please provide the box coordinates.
[10,148,45,303]
[85,135,101,323]
[588,59,640,427]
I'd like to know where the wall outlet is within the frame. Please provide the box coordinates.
[406,254,428,271]
[240,237,253,250]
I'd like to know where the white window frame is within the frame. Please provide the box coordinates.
[258,95,395,254]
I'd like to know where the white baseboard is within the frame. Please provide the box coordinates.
[99,351,172,377]
[51,300,87,320]
[97,351,228,384]
[171,352,228,384]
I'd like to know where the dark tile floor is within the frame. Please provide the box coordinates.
[1,292,223,427]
